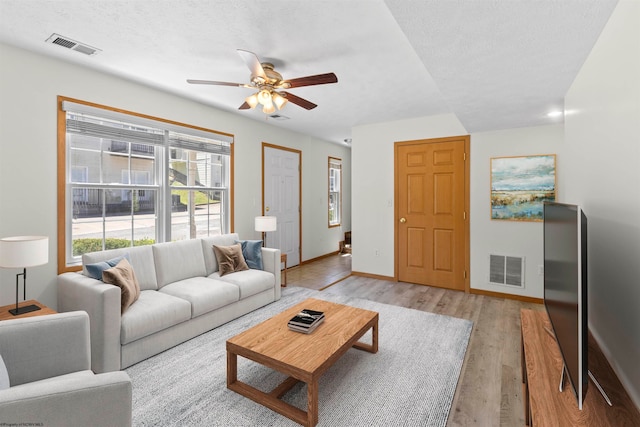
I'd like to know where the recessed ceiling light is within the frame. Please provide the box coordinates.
[547,110,563,118]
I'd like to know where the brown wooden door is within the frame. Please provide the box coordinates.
[395,136,468,291]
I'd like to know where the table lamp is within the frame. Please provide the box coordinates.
[254,216,277,247]
[0,236,49,315]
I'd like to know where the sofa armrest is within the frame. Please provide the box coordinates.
[57,272,122,373]
[0,312,91,386]
[0,371,132,427]
[261,247,281,300]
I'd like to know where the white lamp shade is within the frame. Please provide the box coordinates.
[258,89,272,107]
[262,104,276,114]
[272,92,289,110]
[254,216,277,232]
[0,236,49,268]
[245,93,259,109]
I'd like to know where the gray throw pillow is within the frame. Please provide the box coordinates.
[235,240,263,270]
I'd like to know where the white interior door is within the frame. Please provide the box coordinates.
[264,145,301,266]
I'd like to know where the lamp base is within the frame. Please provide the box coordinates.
[9,304,41,316]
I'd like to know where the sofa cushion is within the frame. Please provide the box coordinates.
[120,290,191,345]
[82,245,158,291]
[213,244,249,276]
[209,269,275,299]
[159,277,240,318]
[102,259,141,313]
[236,240,264,270]
[201,233,240,275]
[153,239,207,289]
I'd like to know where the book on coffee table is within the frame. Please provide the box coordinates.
[288,309,324,328]
[288,309,325,334]
[288,317,324,334]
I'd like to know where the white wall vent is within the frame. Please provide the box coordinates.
[269,114,290,121]
[489,254,525,287]
[46,34,100,56]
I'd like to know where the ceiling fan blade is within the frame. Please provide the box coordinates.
[281,92,317,110]
[187,79,250,88]
[237,49,267,80]
[238,101,252,110]
[282,72,338,89]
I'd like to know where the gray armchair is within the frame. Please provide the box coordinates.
[0,311,132,427]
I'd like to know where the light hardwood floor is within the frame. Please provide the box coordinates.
[285,254,543,427]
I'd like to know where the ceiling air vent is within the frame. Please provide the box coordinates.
[269,114,290,121]
[46,33,100,56]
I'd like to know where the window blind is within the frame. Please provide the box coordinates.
[66,115,165,146]
[169,132,230,156]
[62,100,232,155]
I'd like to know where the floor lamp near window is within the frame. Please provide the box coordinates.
[0,236,49,316]
[255,216,277,247]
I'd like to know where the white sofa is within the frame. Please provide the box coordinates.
[58,233,281,373]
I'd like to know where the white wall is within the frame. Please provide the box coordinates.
[0,43,350,308]
[352,112,564,298]
[563,0,640,408]
[470,124,563,298]
[351,114,467,277]
[301,144,351,259]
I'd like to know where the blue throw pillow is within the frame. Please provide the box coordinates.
[85,253,131,281]
[235,240,263,270]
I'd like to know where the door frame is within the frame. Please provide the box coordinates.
[393,135,471,292]
[262,142,302,264]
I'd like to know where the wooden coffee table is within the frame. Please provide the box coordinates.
[226,298,378,427]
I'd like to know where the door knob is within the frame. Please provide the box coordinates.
[266,206,270,212]
[400,217,406,223]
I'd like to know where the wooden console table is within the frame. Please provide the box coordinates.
[0,300,57,321]
[521,309,640,426]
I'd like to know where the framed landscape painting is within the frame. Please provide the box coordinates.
[491,154,556,221]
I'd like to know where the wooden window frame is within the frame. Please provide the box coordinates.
[57,96,234,273]
[328,156,342,228]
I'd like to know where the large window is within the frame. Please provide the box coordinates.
[328,157,342,227]
[58,97,233,271]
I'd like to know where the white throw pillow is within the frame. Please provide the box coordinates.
[0,354,9,390]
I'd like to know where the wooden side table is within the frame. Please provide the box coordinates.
[0,300,57,321]
[281,253,287,287]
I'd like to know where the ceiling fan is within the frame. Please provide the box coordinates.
[187,49,338,114]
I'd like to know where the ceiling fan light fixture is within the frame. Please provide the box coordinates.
[258,89,272,106]
[246,93,259,109]
[187,50,336,114]
[263,104,276,114]
[272,92,288,110]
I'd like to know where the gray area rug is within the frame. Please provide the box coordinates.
[127,287,473,426]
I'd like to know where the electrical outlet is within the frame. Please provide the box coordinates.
[538,265,544,276]
[375,249,380,257]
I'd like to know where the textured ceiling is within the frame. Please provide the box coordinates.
[0,0,619,145]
